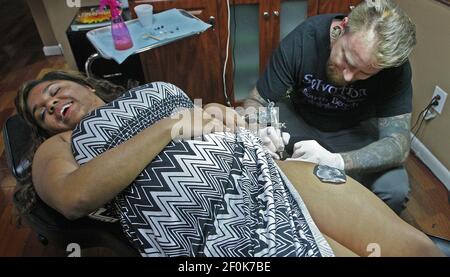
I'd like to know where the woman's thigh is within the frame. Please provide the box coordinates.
[277,161,442,257]
[323,234,358,257]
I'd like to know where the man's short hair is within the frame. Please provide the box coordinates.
[347,0,416,68]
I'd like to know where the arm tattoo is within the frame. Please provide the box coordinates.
[341,114,411,175]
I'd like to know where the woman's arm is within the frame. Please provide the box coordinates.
[32,109,224,220]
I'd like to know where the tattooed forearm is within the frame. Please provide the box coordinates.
[341,114,411,175]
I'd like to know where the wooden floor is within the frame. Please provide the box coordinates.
[0,0,448,257]
[403,156,450,240]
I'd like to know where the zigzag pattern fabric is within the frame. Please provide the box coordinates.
[71,82,333,257]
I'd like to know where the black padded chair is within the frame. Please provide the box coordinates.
[3,114,139,256]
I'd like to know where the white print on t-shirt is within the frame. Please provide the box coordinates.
[301,74,368,111]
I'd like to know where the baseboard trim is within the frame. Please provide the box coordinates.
[43,44,63,56]
[410,134,450,192]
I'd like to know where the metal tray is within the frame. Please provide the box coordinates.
[86,9,211,61]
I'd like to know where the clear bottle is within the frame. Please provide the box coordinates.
[111,13,133,50]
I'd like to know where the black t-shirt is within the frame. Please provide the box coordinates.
[257,14,413,132]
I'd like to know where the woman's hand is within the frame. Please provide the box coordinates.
[203,103,247,133]
[169,106,226,140]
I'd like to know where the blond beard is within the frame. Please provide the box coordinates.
[326,60,348,87]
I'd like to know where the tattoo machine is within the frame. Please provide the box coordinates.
[261,101,288,160]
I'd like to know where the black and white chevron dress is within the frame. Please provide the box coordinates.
[71,82,334,257]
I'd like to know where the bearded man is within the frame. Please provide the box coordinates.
[245,0,416,214]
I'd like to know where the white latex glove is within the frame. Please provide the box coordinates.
[287,140,345,170]
[258,126,290,160]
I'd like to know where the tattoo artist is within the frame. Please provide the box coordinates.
[244,0,416,214]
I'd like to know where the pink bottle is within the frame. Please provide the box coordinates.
[100,0,133,51]
[111,14,133,50]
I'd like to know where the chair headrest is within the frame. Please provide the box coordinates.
[3,115,33,179]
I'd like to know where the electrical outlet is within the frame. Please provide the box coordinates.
[431,86,447,114]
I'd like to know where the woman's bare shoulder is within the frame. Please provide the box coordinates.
[34,131,73,160]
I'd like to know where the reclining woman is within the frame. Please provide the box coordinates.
[15,70,442,257]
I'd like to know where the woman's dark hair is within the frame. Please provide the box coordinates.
[14,70,128,216]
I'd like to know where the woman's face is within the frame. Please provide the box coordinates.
[27,80,105,135]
